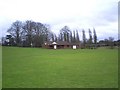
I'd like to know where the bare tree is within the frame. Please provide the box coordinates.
[59,26,71,42]
[22,20,34,47]
[49,32,56,42]
[33,22,51,47]
[7,20,23,46]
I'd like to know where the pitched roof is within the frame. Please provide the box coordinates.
[52,42,57,45]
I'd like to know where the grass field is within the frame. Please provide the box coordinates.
[2,47,118,88]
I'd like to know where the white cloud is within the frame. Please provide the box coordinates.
[0,0,118,40]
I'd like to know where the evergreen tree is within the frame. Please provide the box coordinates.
[76,30,80,43]
[67,32,69,42]
[88,29,93,49]
[70,32,73,43]
[93,28,97,48]
[73,30,76,43]
[82,29,86,48]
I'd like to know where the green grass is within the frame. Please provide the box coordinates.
[2,47,118,88]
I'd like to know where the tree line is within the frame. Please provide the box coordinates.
[2,20,119,49]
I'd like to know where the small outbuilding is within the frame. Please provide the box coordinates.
[73,45,77,49]
[52,42,57,49]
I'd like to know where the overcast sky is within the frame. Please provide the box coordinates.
[0,0,118,41]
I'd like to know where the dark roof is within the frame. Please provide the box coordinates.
[56,41,70,45]
[44,41,53,45]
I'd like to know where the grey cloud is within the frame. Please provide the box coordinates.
[92,4,117,26]
[102,7,117,22]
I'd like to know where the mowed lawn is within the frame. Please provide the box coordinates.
[2,47,118,88]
